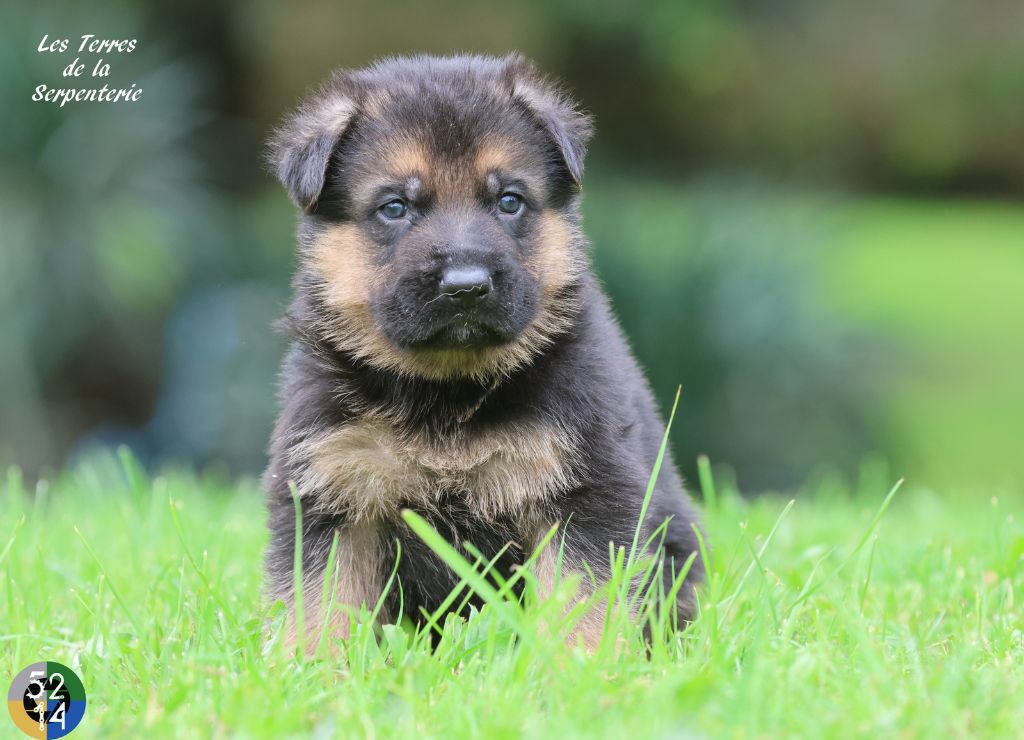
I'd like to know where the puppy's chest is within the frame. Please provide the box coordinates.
[290,417,578,521]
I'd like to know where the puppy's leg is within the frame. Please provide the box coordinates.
[533,486,702,652]
[268,513,384,656]
[531,530,608,652]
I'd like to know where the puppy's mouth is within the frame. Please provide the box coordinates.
[409,318,512,351]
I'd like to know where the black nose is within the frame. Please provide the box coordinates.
[439,266,493,305]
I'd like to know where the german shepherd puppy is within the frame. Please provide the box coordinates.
[264,54,702,651]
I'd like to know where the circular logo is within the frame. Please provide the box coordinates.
[7,662,86,738]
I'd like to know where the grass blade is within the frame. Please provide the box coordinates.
[401,509,523,636]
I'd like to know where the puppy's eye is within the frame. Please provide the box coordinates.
[497,192,523,215]
[379,199,408,219]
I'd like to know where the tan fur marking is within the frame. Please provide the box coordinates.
[290,418,579,522]
[383,139,430,178]
[309,224,381,309]
[347,137,433,208]
[533,538,607,653]
[529,212,584,294]
[307,224,415,374]
[282,519,382,655]
[473,140,548,199]
[474,142,515,177]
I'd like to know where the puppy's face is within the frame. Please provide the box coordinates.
[271,55,593,380]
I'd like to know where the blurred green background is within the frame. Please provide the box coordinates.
[1,0,1021,493]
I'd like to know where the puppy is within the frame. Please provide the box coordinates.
[264,54,703,651]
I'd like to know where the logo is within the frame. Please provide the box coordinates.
[7,662,86,738]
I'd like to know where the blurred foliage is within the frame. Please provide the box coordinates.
[1,0,1022,490]
[0,2,288,473]
[545,0,1024,192]
[586,177,885,489]
[822,200,1024,491]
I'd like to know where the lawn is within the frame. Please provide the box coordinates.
[2,449,1022,739]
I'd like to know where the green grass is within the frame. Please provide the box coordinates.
[2,449,1023,738]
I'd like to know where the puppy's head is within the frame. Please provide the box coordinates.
[270,54,593,380]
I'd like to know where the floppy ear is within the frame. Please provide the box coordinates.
[268,74,359,211]
[505,55,594,189]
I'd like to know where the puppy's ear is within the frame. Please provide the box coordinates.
[504,55,594,189]
[268,74,359,211]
